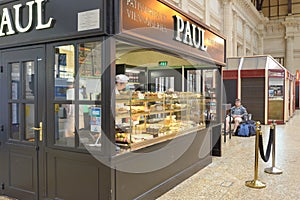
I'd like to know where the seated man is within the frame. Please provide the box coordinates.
[225,98,248,134]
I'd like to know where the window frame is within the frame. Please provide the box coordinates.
[46,37,104,152]
[113,38,222,154]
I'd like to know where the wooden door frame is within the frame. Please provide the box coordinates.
[0,45,46,200]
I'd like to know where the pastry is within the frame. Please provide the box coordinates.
[117,107,128,114]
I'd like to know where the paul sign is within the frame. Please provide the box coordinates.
[173,15,207,51]
[0,0,55,37]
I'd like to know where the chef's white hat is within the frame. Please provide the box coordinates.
[116,74,129,83]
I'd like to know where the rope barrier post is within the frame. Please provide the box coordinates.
[224,110,227,143]
[245,121,266,189]
[264,120,283,175]
[229,113,232,139]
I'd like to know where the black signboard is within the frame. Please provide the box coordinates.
[0,0,104,48]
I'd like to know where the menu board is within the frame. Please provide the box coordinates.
[90,107,101,132]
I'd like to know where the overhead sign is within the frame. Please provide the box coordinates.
[121,0,225,65]
[173,15,207,51]
[0,0,55,37]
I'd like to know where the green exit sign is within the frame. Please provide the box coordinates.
[158,61,168,66]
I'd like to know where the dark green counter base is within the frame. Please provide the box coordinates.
[135,156,212,200]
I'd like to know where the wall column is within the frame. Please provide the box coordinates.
[283,15,296,73]
[285,36,294,72]
[223,0,233,57]
[250,30,254,55]
[181,0,189,12]
[257,24,264,55]
[243,23,247,55]
[205,0,210,25]
[233,11,238,56]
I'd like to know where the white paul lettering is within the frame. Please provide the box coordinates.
[0,0,55,37]
[173,15,207,51]
[13,1,35,33]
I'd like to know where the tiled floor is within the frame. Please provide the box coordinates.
[157,110,300,200]
[1,111,300,200]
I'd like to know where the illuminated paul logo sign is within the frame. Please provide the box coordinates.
[173,15,207,51]
[0,0,55,37]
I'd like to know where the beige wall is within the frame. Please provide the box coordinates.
[263,15,300,73]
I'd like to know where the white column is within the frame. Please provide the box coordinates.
[250,30,254,55]
[258,36,264,55]
[243,23,247,55]
[257,24,264,55]
[181,0,189,13]
[283,15,296,72]
[223,0,233,57]
[205,0,210,25]
[233,11,238,56]
[285,36,294,72]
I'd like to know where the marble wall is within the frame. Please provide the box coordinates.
[264,16,300,73]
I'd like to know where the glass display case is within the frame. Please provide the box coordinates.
[186,69,218,126]
[115,91,206,151]
[114,40,221,153]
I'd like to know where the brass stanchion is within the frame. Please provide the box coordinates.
[264,120,283,175]
[245,121,266,189]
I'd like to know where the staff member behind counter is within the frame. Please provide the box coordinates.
[115,74,129,125]
[115,74,129,95]
[115,74,140,127]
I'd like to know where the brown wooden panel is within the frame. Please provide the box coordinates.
[10,152,34,192]
[115,130,212,200]
[3,146,37,200]
[52,157,99,200]
[46,149,111,200]
[241,78,265,123]
[269,100,284,120]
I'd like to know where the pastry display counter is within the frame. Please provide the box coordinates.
[115,91,207,152]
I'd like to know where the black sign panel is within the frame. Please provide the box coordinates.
[0,0,104,48]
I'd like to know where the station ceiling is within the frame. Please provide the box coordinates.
[259,0,300,19]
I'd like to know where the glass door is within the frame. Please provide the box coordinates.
[0,46,45,200]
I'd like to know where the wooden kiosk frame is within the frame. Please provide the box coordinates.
[0,0,226,199]
[224,56,295,124]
